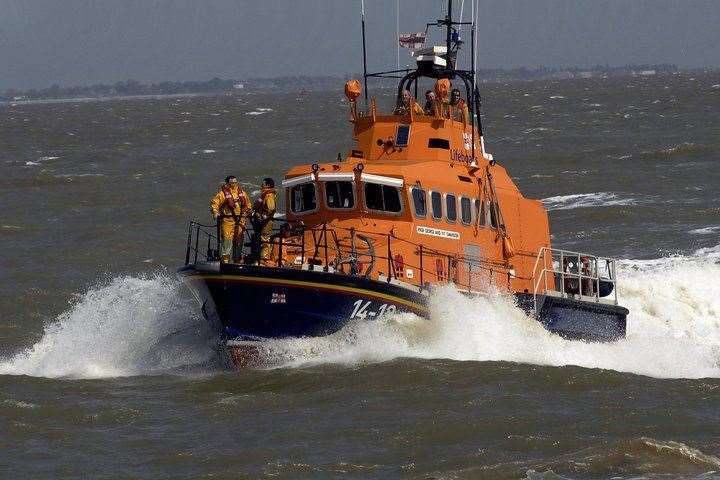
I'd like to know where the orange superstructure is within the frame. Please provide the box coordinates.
[278,87,551,295]
[179,0,628,364]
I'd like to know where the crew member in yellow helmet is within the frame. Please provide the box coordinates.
[251,177,277,265]
[210,175,250,263]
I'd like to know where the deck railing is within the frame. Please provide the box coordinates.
[184,216,517,294]
[531,247,619,315]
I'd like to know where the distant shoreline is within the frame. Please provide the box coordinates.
[3,66,717,104]
[0,92,215,106]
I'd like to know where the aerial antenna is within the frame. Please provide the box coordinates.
[446,0,453,63]
[470,0,475,159]
[396,0,400,70]
[360,0,369,109]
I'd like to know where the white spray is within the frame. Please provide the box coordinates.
[0,273,217,378]
[260,245,720,379]
[2,246,719,379]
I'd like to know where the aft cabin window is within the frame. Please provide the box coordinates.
[325,181,355,209]
[411,187,427,218]
[290,182,317,214]
[475,199,485,226]
[488,201,498,228]
[431,191,442,220]
[461,197,472,225]
[446,194,457,222]
[364,183,402,213]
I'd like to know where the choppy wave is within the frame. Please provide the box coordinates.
[0,273,217,378]
[476,437,720,478]
[25,156,60,167]
[245,107,273,116]
[641,142,709,158]
[2,247,720,380]
[690,226,720,235]
[259,245,720,379]
[542,192,638,210]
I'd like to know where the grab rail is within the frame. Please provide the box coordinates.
[531,247,619,315]
[183,217,517,294]
[185,221,220,264]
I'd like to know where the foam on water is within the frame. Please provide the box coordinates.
[261,245,720,379]
[2,247,720,380]
[542,192,638,210]
[0,273,216,379]
[690,226,720,235]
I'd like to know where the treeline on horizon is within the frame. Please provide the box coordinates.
[0,64,690,101]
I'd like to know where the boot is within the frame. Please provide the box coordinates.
[221,255,230,264]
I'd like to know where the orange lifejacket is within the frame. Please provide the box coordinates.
[254,188,276,214]
[222,185,237,209]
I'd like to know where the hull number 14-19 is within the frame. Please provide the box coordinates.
[350,299,397,320]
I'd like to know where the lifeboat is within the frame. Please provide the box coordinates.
[179,1,628,367]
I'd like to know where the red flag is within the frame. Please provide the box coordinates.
[399,32,426,50]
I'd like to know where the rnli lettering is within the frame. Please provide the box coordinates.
[416,225,461,240]
[451,149,477,164]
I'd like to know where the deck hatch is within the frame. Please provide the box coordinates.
[428,138,450,149]
[395,124,411,147]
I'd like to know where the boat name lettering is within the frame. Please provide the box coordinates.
[451,149,477,164]
[416,226,461,239]
[270,292,286,304]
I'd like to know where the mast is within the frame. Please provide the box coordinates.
[361,0,369,108]
[470,0,475,159]
[396,0,400,71]
[446,0,453,63]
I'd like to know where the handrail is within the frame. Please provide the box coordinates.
[185,221,221,265]
[183,216,518,293]
[531,246,619,316]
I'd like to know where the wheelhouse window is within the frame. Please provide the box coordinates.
[411,187,426,218]
[325,181,354,209]
[489,201,498,228]
[461,197,472,225]
[364,183,402,213]
[431,191,442,220]
[475,199,485,226]
[290,182,317,213]
[446,194,457,222]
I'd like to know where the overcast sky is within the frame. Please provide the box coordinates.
[1,0,719,90]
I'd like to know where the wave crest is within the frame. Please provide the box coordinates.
[2,246,720,380]
[541,192,638,210]
[0,273,217,379]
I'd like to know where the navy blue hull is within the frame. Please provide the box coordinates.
[516,293,628,342]
[180,263,428,341]
[179,263,627,345]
